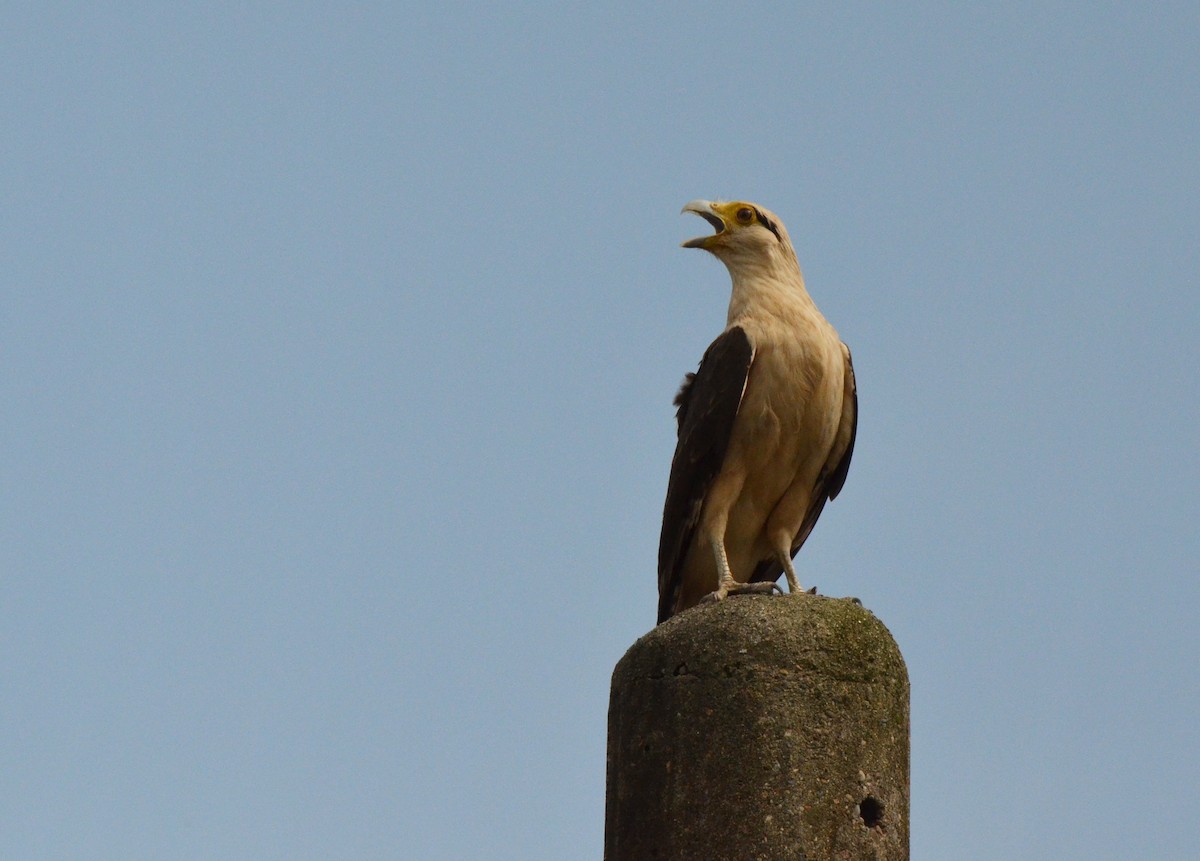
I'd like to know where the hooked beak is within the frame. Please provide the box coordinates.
[680,199,726,249]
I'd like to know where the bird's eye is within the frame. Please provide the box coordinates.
[736,207,754,224]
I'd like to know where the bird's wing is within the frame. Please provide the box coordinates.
[750,342,858,583]
[825,343,857,501]
[657,327,754,623]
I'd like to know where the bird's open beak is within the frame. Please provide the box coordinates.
[681,199,727,249]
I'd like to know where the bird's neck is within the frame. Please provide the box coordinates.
[723,253,814,325]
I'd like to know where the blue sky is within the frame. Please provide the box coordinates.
[3,4,1197,859]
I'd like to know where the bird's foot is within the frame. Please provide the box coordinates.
[780,557,817,597]
[701,579,783,606]
[782,574,819,597]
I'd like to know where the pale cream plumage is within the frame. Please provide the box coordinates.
[657,200,856,623]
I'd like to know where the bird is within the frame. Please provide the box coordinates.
[657,199,857,624]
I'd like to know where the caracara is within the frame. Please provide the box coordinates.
[657,199,857,624]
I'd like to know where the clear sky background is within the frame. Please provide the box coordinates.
[3,4,1197,859]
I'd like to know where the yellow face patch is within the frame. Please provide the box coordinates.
[710,201,759,227]
[680,199,781,249]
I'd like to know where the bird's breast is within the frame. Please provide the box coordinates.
[726,315,845,500]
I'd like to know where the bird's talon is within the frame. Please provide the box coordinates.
[727,581,782,598]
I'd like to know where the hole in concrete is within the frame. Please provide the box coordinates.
[859,796,884,828]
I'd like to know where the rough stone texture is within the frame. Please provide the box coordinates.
[605,594,908,861]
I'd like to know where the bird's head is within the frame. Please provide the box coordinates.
[681,199,799,276]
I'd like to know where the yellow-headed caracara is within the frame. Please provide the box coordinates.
[657,200,857,624]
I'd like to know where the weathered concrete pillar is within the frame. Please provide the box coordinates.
[605,594,908,860]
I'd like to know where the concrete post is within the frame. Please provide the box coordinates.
[605,594,908,860]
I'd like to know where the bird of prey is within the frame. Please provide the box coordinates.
[657,199,857,624]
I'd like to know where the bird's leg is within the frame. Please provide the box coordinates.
[706,534,737,601]
[702,535,781,605]
[778,546,817,596]
[780,553,803,594]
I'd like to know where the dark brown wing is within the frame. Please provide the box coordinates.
[657,327,754,624]
[750,343,858,583]
[826,344,857,501]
